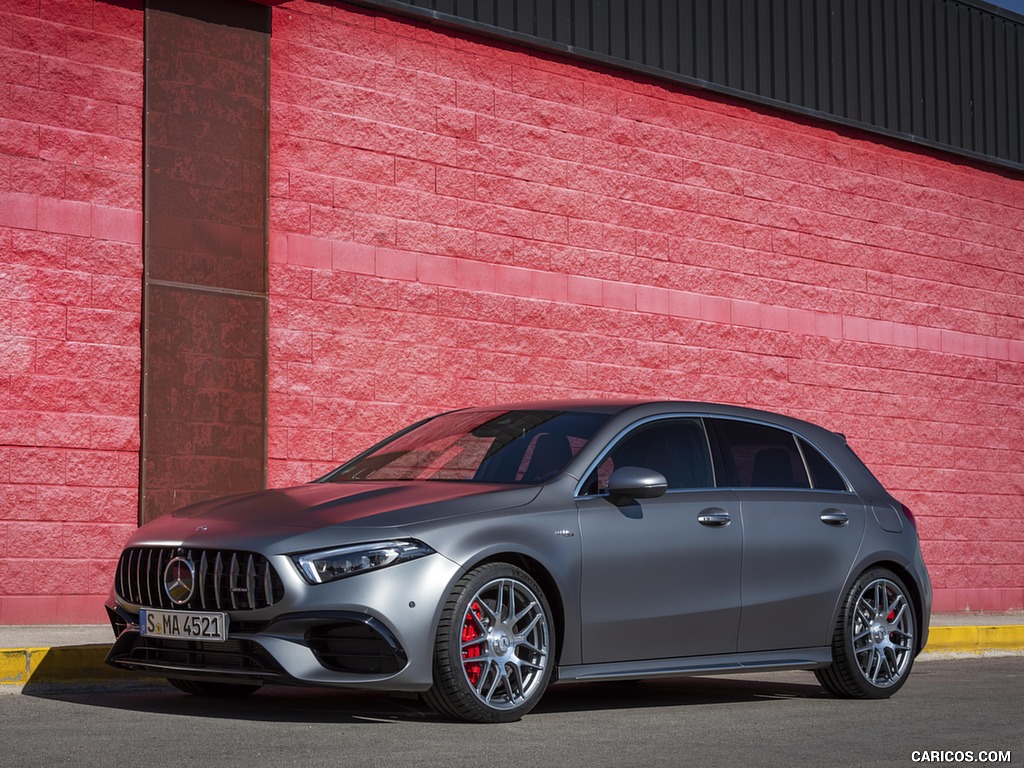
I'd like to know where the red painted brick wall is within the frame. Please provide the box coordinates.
[267,2,1023,612]
[0,0,144,623]
[0,0,1020,623]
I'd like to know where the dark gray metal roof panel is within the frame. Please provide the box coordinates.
[349,0,1024,173]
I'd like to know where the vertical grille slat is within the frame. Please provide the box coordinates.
[132,550,139,607]
[118,549,132,604]
[114,547,284,612]
[117,550,127,599]
[155,549,166,608]
[214,551,224,609]
[262,559,274,607]
[149,550,157,608]
[133,550,142,608]
[137,548,147,610]
[198,551,208,610]
[245,554,257,610]
[229,553,240,610]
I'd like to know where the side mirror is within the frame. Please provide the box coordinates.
[607,466,668,503]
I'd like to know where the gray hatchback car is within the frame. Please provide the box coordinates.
[106,400,931,722]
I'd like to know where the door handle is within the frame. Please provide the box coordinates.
[819,509,849,526]
[698,509,731,527]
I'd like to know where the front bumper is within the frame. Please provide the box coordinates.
[106,608,409,686]
[105,551,462,692]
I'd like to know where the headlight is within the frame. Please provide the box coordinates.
[291,540,435,584]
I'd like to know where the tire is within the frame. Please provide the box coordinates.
[424,562,555,723]
[816,567,917,699]
[167,678,262,697]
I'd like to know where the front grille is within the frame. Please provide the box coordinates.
[116,547,285,611]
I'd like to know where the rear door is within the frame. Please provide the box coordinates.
[709,418,866,652]
[577,417,743,663]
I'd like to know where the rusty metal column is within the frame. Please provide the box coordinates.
[140,0,270,522]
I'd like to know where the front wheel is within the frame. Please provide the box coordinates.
[424,563,555,723]
[816,568,918,698]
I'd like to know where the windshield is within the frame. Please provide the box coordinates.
[324,409,611,484]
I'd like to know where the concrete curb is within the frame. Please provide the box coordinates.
[1,625,1021,687]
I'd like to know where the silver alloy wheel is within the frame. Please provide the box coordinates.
[851,577,915,687]
[459,576,550,711]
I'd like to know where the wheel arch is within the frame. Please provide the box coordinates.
[840,558,928,654]
[464,551,567,666]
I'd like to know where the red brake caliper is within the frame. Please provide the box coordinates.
[462,601,484,685]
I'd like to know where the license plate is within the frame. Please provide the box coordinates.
[141,609,229,642]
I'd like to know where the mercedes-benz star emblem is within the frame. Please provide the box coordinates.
[163,556,195,605]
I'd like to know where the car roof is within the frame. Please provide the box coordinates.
[445,399,847,442]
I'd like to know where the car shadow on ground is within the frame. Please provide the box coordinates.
[539,674,830,715]
[20,672,828,724]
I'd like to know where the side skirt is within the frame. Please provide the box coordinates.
[555,647,832,683]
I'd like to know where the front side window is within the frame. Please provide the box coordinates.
[582,418,714,495]
[324,409,610,484]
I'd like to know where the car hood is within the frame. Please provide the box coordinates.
[126,481,541,549]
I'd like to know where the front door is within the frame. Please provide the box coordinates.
[578,490,742,662]
[576,417,743,663]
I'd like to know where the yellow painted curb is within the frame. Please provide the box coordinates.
[0,648,44,685]
[0,645,119,686]
[922,625,1024,654]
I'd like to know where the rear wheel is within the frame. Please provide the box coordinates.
[816,567,917,698]
[167,678,262,697]
[424,563,554,723]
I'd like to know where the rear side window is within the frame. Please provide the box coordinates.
[798,438,848,491]
[711,419,811,489]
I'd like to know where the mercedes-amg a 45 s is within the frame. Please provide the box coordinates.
[106,400,931,722]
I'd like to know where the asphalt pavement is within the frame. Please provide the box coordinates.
[2,657,1020,768]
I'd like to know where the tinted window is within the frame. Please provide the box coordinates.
[712,419,811,489]
[582,418,713,494]
[327,410,610,484]
[799,438,848,491]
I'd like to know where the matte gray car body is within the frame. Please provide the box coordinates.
[106,400,931,722]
